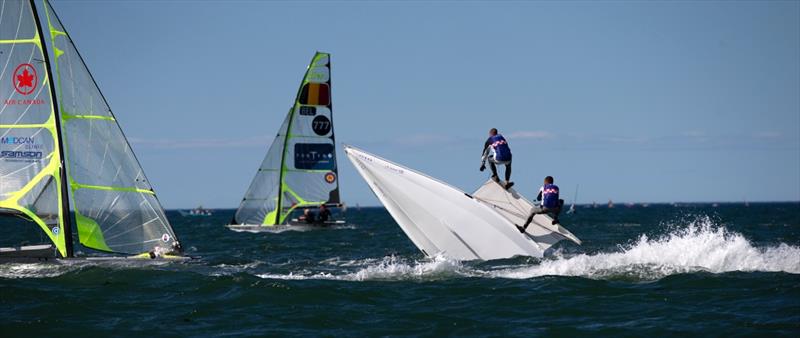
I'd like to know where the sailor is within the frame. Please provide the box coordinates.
[300,208,316,224]
[480,128,513,189]
[147,241,182,259]
[517,176,564,233]
[317,204,331,224]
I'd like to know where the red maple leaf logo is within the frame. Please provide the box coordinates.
[17,69,34,89]
[13,64,37,95]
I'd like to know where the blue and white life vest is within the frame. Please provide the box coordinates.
[542,184,560,208]
[489,135,511,162]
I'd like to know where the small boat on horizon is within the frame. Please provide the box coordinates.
[179,206,213,217]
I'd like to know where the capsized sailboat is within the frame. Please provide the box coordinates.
[228,52,343,232]
[0,0,185,261]
[344,145,580,261]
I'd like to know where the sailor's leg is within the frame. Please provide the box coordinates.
[522,206,544,229]
[551,206,562,225]
[489,161,499,180]
[504,162,512,183]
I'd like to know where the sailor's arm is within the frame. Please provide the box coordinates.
[480,138,491,163]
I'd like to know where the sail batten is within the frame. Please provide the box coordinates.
[233,52,341,226]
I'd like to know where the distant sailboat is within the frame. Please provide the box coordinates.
[228,52,343,232]
[566,184,578,214]
[1,0,184,261]
[608,199,615,208]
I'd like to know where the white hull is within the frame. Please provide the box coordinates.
[344,145,578,261]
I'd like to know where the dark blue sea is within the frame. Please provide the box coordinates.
[2,203,799,336]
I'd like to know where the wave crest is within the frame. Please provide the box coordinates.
[492,219,800,280]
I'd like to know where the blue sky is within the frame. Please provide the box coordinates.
[51,0,799,208]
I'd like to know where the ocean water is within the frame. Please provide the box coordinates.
[1,203,799,336]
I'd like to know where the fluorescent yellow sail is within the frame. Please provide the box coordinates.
[233,52,341,226]
[42,0,180,255]
[0,0,69,257]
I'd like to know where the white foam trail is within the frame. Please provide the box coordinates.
[493,220,800,280]
[256,255,470,281]
[0,263,75,279]
[343,255,467,281]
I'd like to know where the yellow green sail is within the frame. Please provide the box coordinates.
[233,52,341,226]
[1,0,182,257]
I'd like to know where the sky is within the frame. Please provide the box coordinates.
[48,0,799,208]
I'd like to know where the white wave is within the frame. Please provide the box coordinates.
[207,261,265,276]
[492,220,800,280]
[256,255,470,281]
[342,255,468,281]
[0,262,78,279]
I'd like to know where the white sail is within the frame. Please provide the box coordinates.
[344,145,556,260]
[472,180,581,252]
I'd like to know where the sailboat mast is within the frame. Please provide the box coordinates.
[30,0,73,257]
[274,109,294,224]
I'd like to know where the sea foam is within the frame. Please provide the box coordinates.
[492,219,800,280]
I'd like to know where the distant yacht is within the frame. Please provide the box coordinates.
[179,206,213,217]
[566,184,579,214]
[608,199,615,208]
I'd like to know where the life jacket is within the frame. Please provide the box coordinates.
[489,134,511,162]
[542,184,560,208]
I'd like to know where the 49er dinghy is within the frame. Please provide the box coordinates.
[228,52,344,232]
[344,145,580,260]
[0,0,186,262]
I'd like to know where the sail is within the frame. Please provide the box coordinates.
[234,52,340,226]
[344,145,545,260]
[0,0,69,257]
[41,0,178,254]
[472,180,581,252]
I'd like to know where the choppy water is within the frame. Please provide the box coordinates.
[1,203,799,336]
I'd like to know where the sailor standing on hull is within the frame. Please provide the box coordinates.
[480,128,514,189]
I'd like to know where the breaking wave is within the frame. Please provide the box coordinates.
[491,220,800,280]
[256,254,470,281]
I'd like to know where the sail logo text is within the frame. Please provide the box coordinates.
[1,136,36,145]
[4,98,46,105]
[0,151,43,159]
